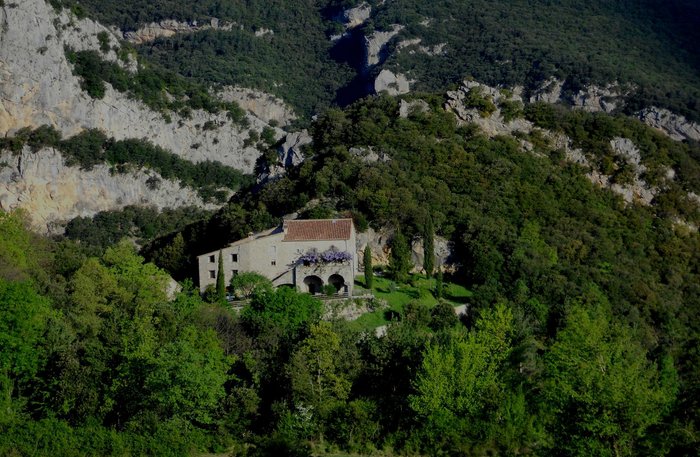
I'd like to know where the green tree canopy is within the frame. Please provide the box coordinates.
[543,291,678,456]
[0,280,51,423]
[409,304,514,450]
[230,271,273,299]
[241,287,322,342]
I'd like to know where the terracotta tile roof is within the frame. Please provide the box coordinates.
[282,219,353,241]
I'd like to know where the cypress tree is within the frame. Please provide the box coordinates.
[363,245,374,289]
[389,229,411,283]
[216,249,226,302]
[423,216,435,277]
[435,268,444,299]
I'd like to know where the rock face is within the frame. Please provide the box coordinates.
[396,38,447,56]
[0,147,216,233]
[529,78,564,104]
[527,79,700,143]
[445,80,668,207]
[399,99,430,118]
[569,84,629,113]
[342,3,371,29]
[364,24,404,67]
[446,80,533,137]
[637,107,700,142]
[0,0,278,173]
[0,0,302,231]
[123,18,235,44]
[529,78,628,114]
[259,130,313,181]
[277,130,312,168]
[218,87,296,127]
[356,227,453,273]
[374,69,410,96]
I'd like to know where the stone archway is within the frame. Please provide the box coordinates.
[328,274,346,294]
[303,275,323,294]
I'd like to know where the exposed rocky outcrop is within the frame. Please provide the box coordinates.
[349,146,389,163]
[342,3,372,29]
[611,137,643,171]
[123,18,235,44]
[277,130,312,168]
[446,80,669,207]
[529,78,629,114]
[529,78,564,104]
[356,227,453,273]
[0,0,299,231]
[0,147,216,233]
[396,38,447,56]
[259,130,313,181]
[399,99,430,118]
[218,87,296,127]
[365,24,404,67]
[0,0,279,173]
[254,28,274,37]
[446,81,533,137]
[54,9,136,70]
[569,83,631,113]
[637,107,700,142]
[374,69,410,96]
[528,79,700,143]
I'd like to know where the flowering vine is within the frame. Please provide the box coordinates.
[296,247,352,266]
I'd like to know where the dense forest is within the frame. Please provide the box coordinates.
[52,0,700,120]
[2,1,699,455]
[4,94,698,455]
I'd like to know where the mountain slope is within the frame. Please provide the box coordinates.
[0,0,302,230]
[50,0,700,121]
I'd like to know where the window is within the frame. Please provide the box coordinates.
[271,260,277,266]
[232,270,238,276]
[231,253,238,262]
[209,270,215,279]
[209,255,215,263]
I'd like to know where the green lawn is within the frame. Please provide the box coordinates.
[348,275,472,332]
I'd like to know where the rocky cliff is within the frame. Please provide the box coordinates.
[0,0,300,230]
[0,147,215,233]
[0,0,284,172]
[122,18,235,44]
[446,80,670,207]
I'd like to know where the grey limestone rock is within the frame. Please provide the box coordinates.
[218,87,297,127]
[0,147,217,233]
[278,130,312,168]
[0,0,276,173]
[342,3,372,29]
[374,69,410,96]
[637,107,700,142]
[364,24,404,67]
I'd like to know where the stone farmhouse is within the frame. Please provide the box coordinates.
[197,218,357,296]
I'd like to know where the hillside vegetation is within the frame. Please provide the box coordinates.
[53,0,700,120]
[2,2,699,456]
[2,95,700,455]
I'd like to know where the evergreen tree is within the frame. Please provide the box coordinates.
[363,245,374,289]
[423,216,435,277]
[389,229,411,283]
[216,250,226,302]
[435,269,444,299]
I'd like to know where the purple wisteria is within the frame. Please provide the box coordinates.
[297,248,352,266]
